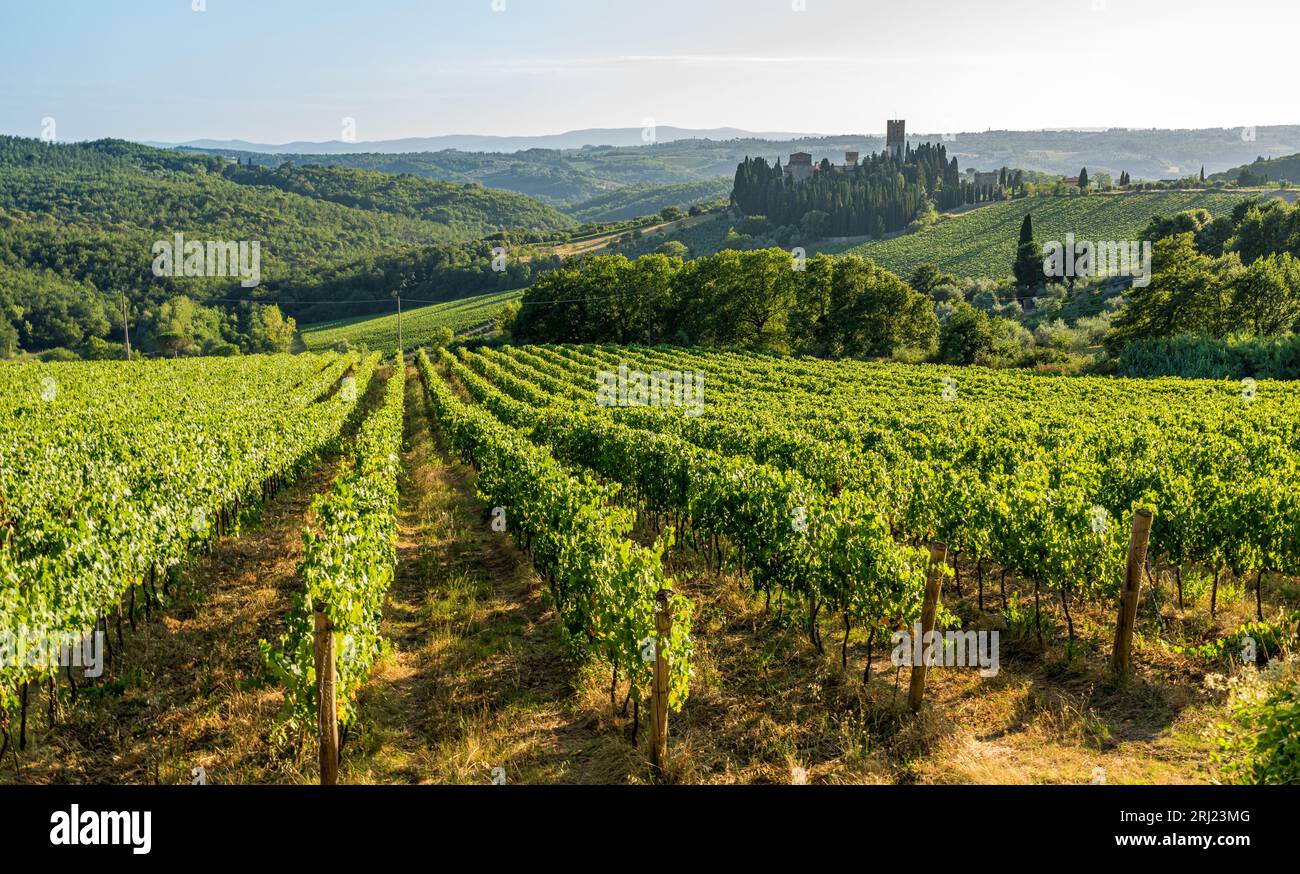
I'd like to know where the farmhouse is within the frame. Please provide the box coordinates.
[965,169,1001,189]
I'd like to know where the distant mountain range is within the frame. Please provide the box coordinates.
[147,127,821,154]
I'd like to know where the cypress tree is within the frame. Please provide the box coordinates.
[1013,213,1041,289]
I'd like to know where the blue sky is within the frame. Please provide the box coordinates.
[1,0,1295,143]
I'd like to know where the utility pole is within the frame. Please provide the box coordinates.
[121,295,132,360]
[397,295,402,350]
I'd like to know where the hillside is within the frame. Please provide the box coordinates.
[223,161,573,232]
[0,137,573,255]
[182,126,1300,207]
[182,145,716,208]
[1212,153,1300,185]
[0,137,573,354]
[157,126,814,154]
[566,178,731,222]
[298,288,522,352]
[817,191,1280,280]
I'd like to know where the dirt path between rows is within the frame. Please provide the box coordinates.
[342,364,639,784]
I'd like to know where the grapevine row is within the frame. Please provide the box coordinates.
[414,349,693,711]
[0,352,375,712]
[262,353,406,736]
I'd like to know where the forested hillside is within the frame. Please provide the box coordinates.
[0,137,573,357]
[183,144,723,208]
[1212,153,1300,186]
[567,179,731,222]
[0,138,573,247]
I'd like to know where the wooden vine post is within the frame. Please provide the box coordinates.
[1111,509,1154,678]
[314,607,339,786]
[908,542,949,713]
[650,588,673,777]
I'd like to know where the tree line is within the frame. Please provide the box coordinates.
[508,249,938,359]
[1106,198,1300,354]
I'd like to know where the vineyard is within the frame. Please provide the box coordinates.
[2,344,1297,784]
[437,343,1300,631]
[415,343,1300,781]
[819,191,1278,279]
[298,289,523,352]
[0,351,373,716]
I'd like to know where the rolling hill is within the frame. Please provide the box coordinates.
[155,126,817,154]
[0,136,575,353]
[816,191,1282,280]
[566,179,732,222]
[299,288,523,352]
[0,137,574,255]
[179,126,1300,209]
[1212,153,1300,185]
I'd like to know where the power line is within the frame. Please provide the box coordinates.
[193,289,649,309]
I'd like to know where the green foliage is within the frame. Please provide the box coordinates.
[1171,616,1297,664]
[1211,152,1300,186]
[731,144,952,237]
[263,356,405,734]
[490,341,1299,627]
[611,213,733,260]
[0,351,373,708]
[1106,227,1300,355]
[1013,213,1041,290]
[1115,332,1300,379]
[224,161,573,232]
[512,249,937,359]
[416,349,692,709]
[0,136,571,353]
[1228,198,1300,265]
[445,346,931,660]
[565,179,731,223]
[1214,660,1300,784]
[937,302,1031,367]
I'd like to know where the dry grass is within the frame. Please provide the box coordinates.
[604,528,1285,785]
[340,366,647,784]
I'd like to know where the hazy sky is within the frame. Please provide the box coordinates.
[1,0,1295,143]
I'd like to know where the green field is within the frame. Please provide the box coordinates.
[817,191,1278,280]
[567,178,732,222]
[299,289,522,352]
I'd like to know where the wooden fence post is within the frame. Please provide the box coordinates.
[650,589,673,777]
[908,542,949,713]
[1112,509,1154,677]
[314,608,339,785]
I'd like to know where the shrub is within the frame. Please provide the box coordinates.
[79,336,127,360]
[1214,659,1300,784]
[1116,333,1300,379]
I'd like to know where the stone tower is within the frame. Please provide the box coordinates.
[886,119,906,159]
